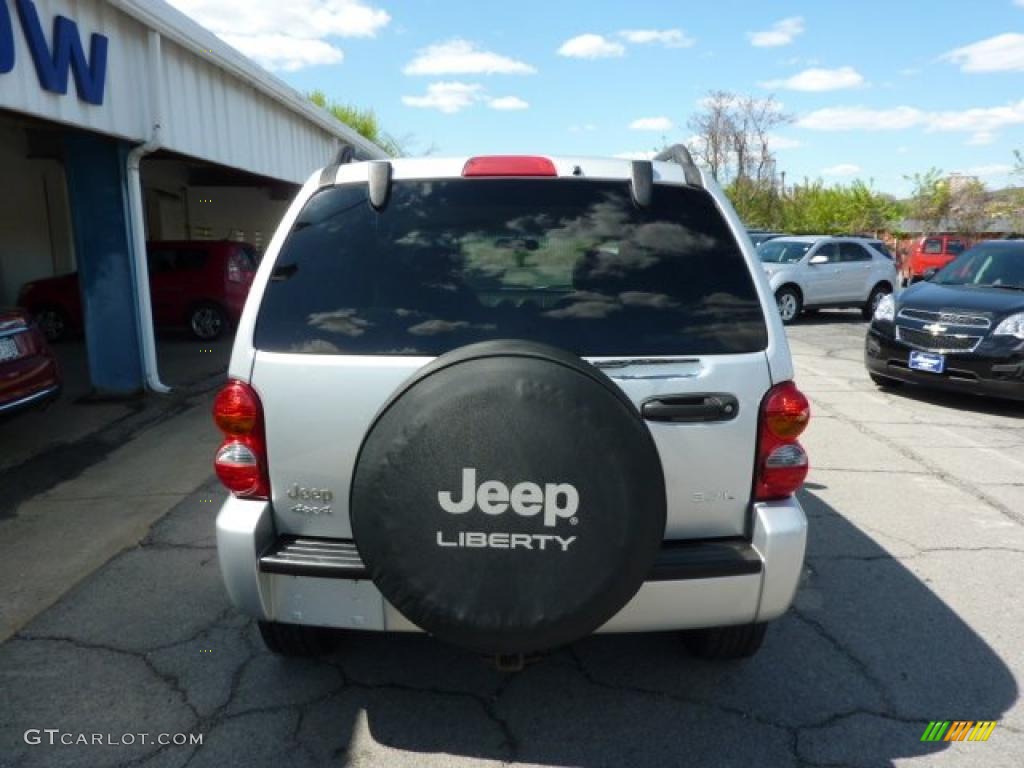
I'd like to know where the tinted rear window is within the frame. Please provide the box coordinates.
[923,238,943,254]
[254,179,767,356]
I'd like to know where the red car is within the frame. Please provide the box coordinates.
[902,234,970,283]
[17,241,259,341]
[0,308,61,415]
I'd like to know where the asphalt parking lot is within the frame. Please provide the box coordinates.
[2,312,1023,768]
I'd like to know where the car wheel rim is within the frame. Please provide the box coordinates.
[777,294,796,321]
[192,308,222,339]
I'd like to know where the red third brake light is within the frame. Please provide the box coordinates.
[462,156,558,177]
[213,380,270,499]
[755,381,811,501]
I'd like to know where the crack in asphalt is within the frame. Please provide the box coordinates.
[811,397,1024,526]
[788,611,894,713]
[324,655,521,761]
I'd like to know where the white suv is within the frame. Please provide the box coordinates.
[213,147,810,663]
[758,236,897,324]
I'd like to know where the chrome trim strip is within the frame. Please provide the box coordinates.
[591,357,701,369]
[897,308,991,328]
[0,326,29,340]
[0,384,60,413]
[896,327,983,354]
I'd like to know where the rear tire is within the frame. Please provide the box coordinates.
[775,287,802,325]
[257,621,341,657]
[869,373,903,389]
[682,622,767,660]
[862,284,891,321]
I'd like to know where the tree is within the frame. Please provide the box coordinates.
[686,90,791,185]
[904,168,951,232]
[948,177,991,237]
[688,90,792,228]
[308,90,403,156]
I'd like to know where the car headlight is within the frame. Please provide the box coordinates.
[873,293,895,323]
[993,312,1024,340]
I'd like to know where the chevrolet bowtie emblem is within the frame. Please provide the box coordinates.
[923,323,948,334]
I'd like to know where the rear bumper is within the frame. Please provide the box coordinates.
[0,354,61,414]
[216,497,807,634]
[866,327,1024,401]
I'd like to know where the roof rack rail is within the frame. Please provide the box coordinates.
[653,144,702,187]
[318,143,357,188]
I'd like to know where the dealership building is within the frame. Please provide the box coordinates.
[1,0,384,394]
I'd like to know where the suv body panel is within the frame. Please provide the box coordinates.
[904,234,970,280]
[760,235,897,309]
[18,240,257,335]
[217,494,805,631]
[221,156,807,636]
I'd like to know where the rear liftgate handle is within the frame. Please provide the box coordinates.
[641,394,739,423]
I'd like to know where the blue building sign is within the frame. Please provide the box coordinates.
[0,0,108,105]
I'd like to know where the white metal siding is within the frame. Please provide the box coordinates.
[0,0,383,184]
[0,0,149,141]
[158,38,341,182]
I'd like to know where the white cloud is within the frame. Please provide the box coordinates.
[798,99,1024,144]
[767,134,801,150]
[929,99,1024,134]
[557,34,625,59]
[402,82,483,113]
[960,163,1013,177]
[619,29,695,48]
[614,151,658,160]
[943,33,1024,72]
[629,116,674,131]
[798,105,926,131]
[762,66,865,92]
[749,17,805,48]
[489,96,529,110]
[822,163,861,177]
[168,0,389,70]
[403,39,535,76]
[967,130,997,145]
[220,33,343,71]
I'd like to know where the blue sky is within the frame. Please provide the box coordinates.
[169,0,1024,195]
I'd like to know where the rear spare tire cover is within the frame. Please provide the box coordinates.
[350,340,666,654]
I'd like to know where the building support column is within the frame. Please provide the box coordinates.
[63,132,144,396]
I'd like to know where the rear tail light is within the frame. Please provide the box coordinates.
[462,156,558,177]
[213,380,270,499]
[226,253,244,283]
[755,381,810,500]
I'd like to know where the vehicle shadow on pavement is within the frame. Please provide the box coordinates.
[0,484,1018,768]
[874,383,1024,418]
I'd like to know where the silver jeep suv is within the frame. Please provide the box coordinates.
[213,146,810,662]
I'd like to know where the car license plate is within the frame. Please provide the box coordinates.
[909,350,945,374]
[0,337,21,363]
